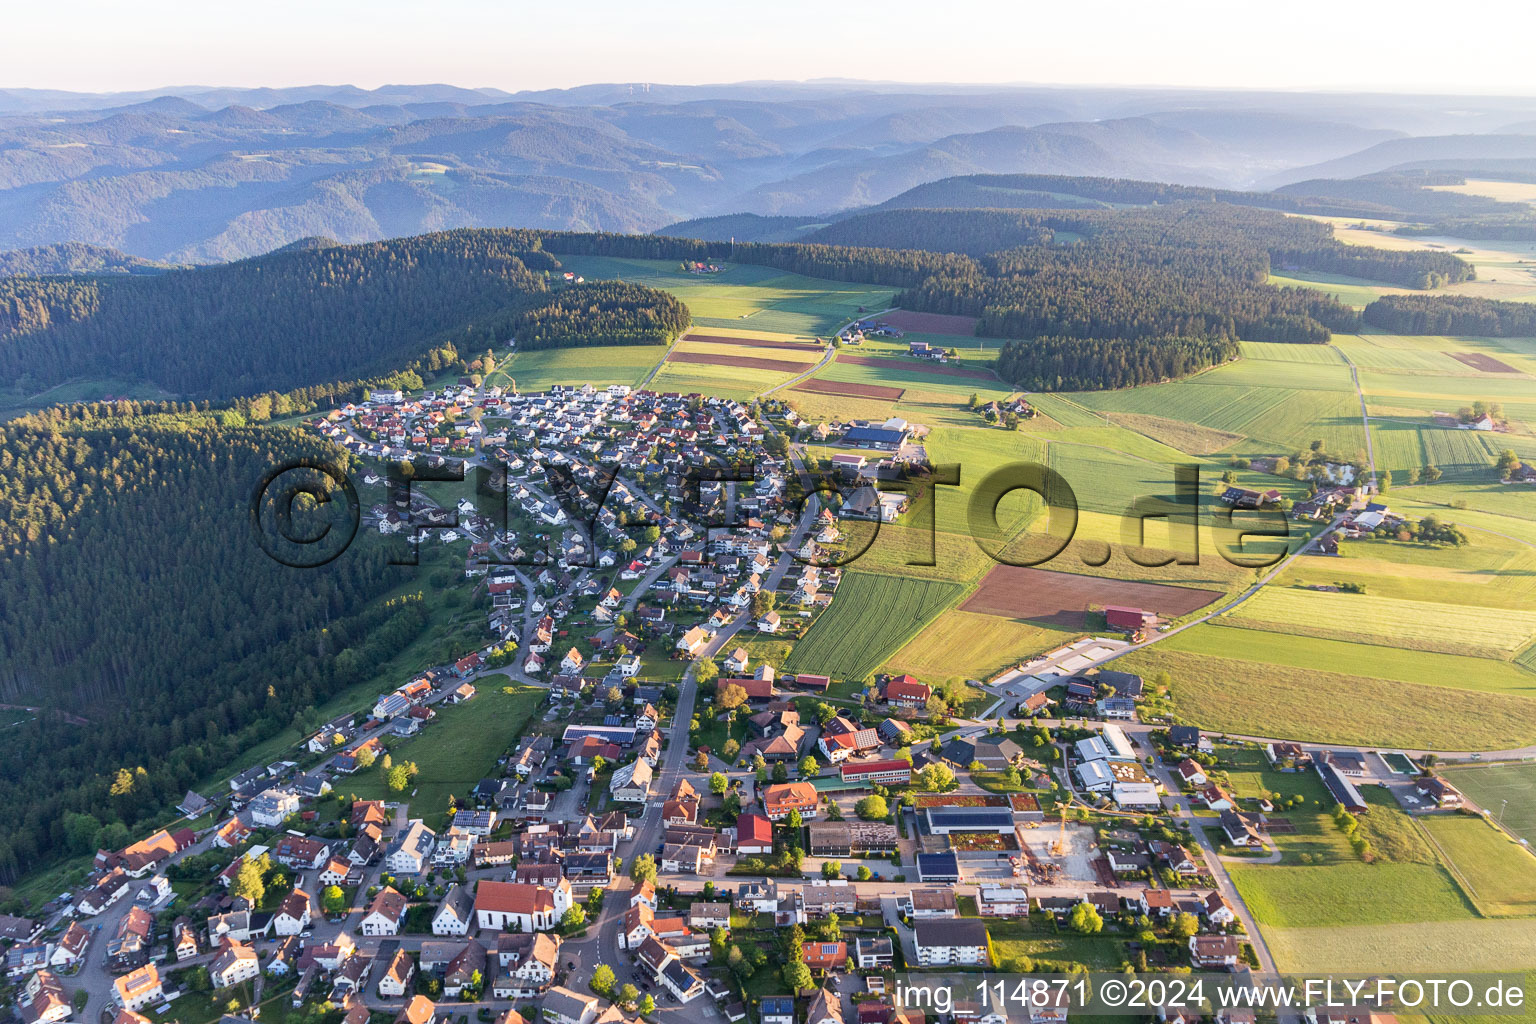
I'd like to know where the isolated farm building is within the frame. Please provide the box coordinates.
[1103,606,1155,631]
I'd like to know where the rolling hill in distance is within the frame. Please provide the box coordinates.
[5,81,1536,262]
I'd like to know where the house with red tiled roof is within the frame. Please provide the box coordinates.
[761,781,818,821]
[881,675,931,708]
[474,880,572,932]
[736,813,774,854]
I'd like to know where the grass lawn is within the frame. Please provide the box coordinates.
[1442,763,1536,844]
[193,554,489,795]
[342,685,544,825]
[1177,621,1536,697]
[783,571,966,682]
[986,920,1125,969]
[1422,813,1536,917]
[692,708,749,763]
[1268,272,1404,307]
[1117,647,1536,750]
[1263,917,1536,973]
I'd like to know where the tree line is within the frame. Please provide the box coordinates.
[993,335,1239,392]
[1363,293,1536,336]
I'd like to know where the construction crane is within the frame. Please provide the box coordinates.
[1050,796,1073,857]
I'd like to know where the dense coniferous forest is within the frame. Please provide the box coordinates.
[1397,215,1536,241]
[808,204,1474,288]
[0,408,411,881]
[1363,293,1536,336]
[994,335,1240,391]
[798,204,1474,389]
[508,281,691,349]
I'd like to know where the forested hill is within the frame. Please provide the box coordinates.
[0,242,171,278]
[0,407,413,881]
[0,231,696,402]
[0,232,549,399]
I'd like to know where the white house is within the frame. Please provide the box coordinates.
[361,888,408,936]
[913,919,991,967]
[248,788,300,827]
[272,889,311,936]
[610,760,653,803]
[384,820,436,874]
[432,885,475,936]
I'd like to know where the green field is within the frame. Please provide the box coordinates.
[1117,646,1536,750]
[1442,763,1536,843]
[487,344,661,392]
[648,359,805,400]
[1222,586,1536,658]
[1229,861,1475,928]
[553,255,893,335]
[1423,813,1536,916]
[1369,416,1510,480]
[814,354,1010,398]
[884,609,1080,681]
[0,377,175,421]
[1168,624,1536,697]
[781,571,965,681]
[1065,344,1369,460]
[987,920,1125,969]
[343,683,544,824]
[1263,917,1536,972]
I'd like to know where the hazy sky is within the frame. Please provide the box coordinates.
[5,0,1534,96]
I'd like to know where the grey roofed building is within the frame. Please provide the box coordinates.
[177,791,211,817]
[915,851,960,882]
[914,917,989,949]
[1096,669,1144,698]
[1168,725,1201,748]
[938,735,1023,770]
[434,884,473,930]
[923,806,1016,834]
